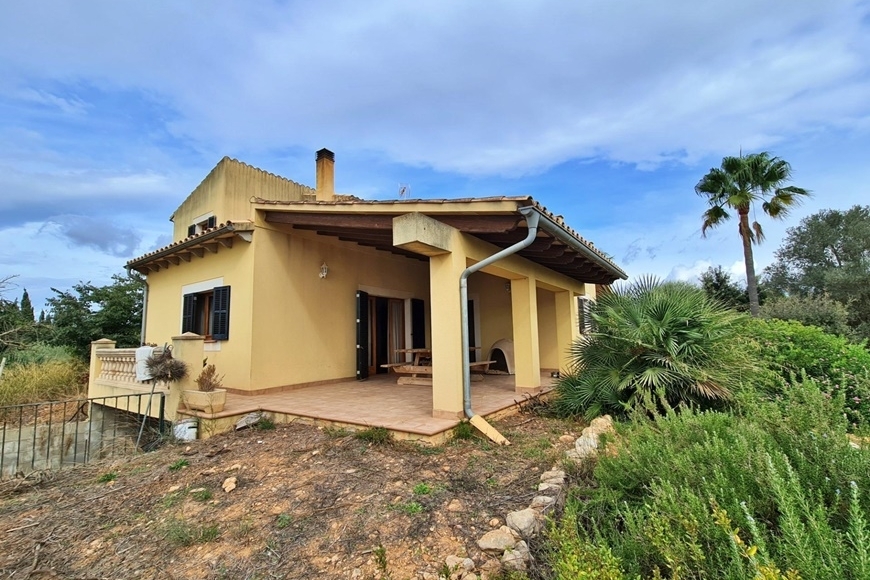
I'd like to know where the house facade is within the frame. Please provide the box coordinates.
[89,149,626,433]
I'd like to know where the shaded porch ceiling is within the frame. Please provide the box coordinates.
[264,211,621,284]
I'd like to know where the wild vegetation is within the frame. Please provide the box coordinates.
[764,205,870,341]
[0,272,142,405]
[699,205,870,342]
[551,268,870,579]
[548,378,870,579]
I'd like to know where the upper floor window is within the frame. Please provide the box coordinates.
[187,215,217,237]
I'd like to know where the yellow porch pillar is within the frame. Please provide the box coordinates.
[429,245,467,419]
[554,290,579,372]
[169,333,205,420]
[511,276,541,391]
[395,213,467,419]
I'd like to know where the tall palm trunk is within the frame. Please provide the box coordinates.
[738,209,760,316]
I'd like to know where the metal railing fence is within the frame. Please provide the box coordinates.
[0,392,165,479]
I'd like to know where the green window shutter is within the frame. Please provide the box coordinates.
[211,286,231,340]
[187,225,196,237]
[207,216,217,229]
[356,291,369,380]
[182,294,196,333]
[578,296,594,334]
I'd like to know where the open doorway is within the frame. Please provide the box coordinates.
[356,291,424,380]
[367,296,405,375]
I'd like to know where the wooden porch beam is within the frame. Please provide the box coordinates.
[266,212,393,229]
[265,212,523,234]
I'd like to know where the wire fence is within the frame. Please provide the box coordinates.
[0,392,166,480]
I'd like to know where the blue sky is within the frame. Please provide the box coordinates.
[1,0,869,312]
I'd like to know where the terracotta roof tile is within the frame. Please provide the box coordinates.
[127,221,253,266]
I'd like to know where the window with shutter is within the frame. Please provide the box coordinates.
[180,286,231,340]
[182,294,196,333]
[211,286,231,340]
[578,296,595,334]
[187,215,218,236]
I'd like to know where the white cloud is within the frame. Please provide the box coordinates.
[1,0,867,175]
[0,0,868,302]
[667,260,714,283]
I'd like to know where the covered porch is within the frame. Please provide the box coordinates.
[177,372,555,442]
[86,341,555,443]
[258,199,625,422]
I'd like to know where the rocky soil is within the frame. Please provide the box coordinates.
[0,411,587,580]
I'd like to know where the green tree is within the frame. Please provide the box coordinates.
[20,289,34,322]
[47,272,145,359]
[698,266,747,310]
[764,205,870,340]
[696,152,810,317]
[1,275,26,353]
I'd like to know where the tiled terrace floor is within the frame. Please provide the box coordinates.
[178,372,555,439]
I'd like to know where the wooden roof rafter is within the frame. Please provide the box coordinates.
[127,222,254,275]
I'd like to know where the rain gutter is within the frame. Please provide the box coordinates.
[459,206,540,443]
[127,265,148,345]
[534,210,628,280]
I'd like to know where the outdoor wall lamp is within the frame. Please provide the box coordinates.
[319,262,329,279]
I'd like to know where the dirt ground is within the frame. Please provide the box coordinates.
[0,410,582,580]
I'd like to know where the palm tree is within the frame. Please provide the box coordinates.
[553,276,750,419]
[695,152,810,316]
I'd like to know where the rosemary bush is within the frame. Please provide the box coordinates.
[548,378,870,579]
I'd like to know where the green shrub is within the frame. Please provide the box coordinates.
[554,276,754,419]
[547,501,625,579]
[741,318,870,428]
[570,379,870,579]
[760,294,853,339]
[453,420,475,440]
[0,359,87,407]
[3,342,75,366]
[354,426,392,445]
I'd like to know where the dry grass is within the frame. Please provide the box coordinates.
[0,359,87,407]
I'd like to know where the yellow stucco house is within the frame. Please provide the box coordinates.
[88,149,626,442]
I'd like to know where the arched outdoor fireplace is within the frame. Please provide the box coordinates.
[487,338,515,374]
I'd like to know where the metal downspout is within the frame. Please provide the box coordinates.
[128,266,148,345]
[459,207,540,441]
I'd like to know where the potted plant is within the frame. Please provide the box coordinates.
[183,362,227,414]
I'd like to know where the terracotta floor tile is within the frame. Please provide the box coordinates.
[182,373,554,439]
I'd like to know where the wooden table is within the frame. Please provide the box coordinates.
[381,348,495,385]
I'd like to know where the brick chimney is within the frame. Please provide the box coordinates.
[315,148,335,201]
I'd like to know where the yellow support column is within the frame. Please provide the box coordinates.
[511,276,541,392]
[428,233,467,419]
[555,290,579,372]
[170,333,205,420]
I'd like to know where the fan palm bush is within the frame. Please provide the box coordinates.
[554,276,753,419]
